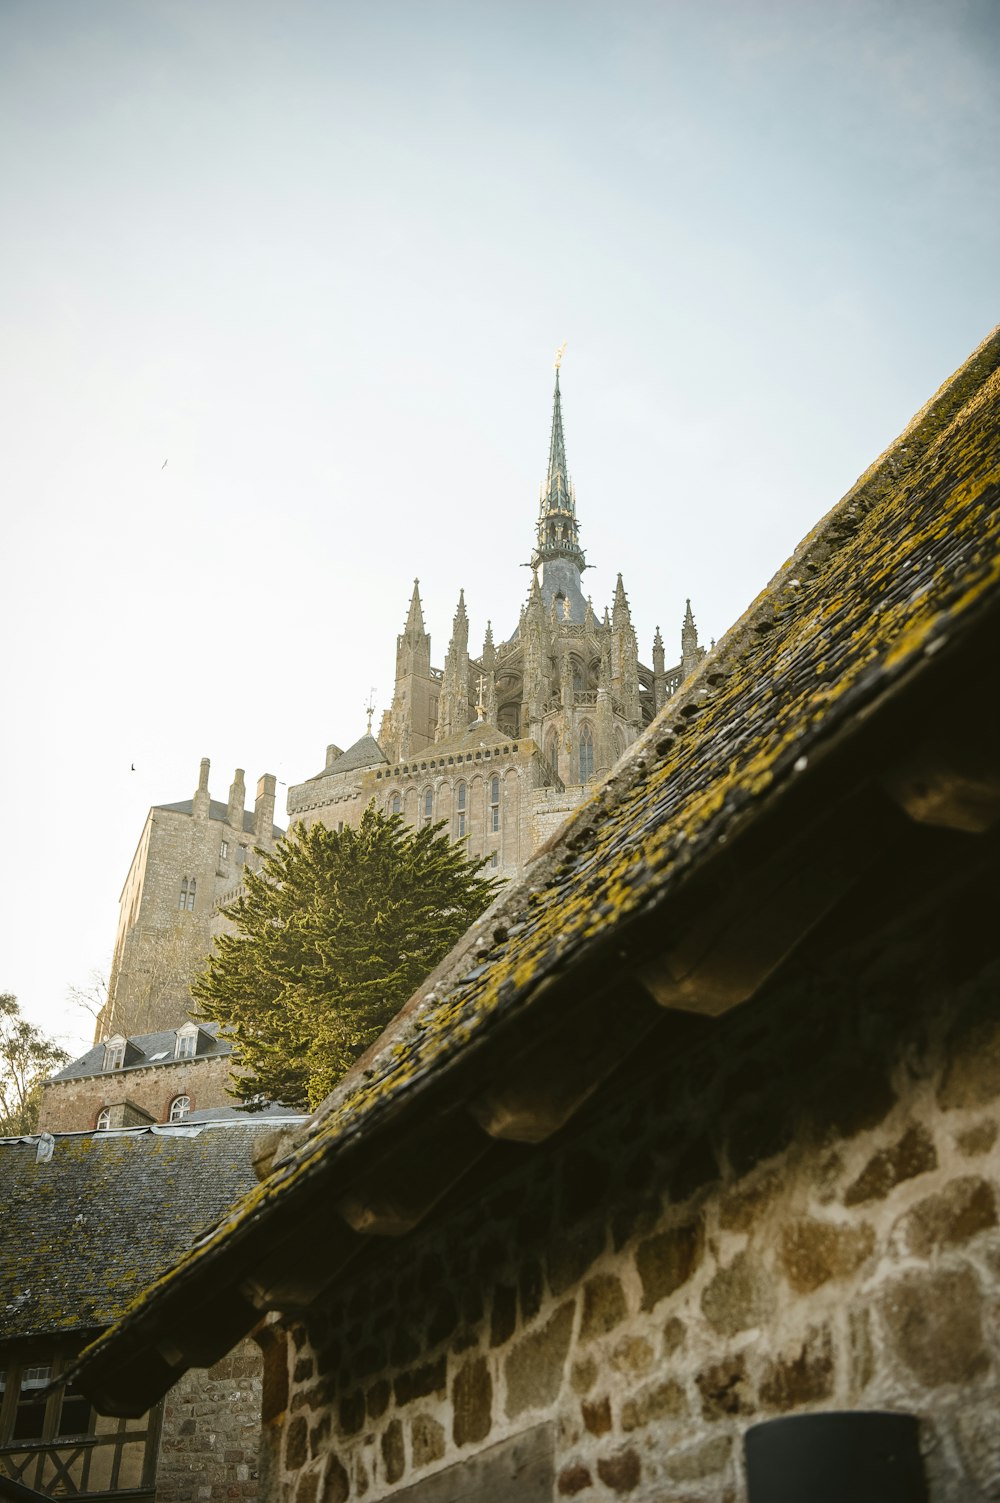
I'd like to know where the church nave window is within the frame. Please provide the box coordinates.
[455,781,467,838]
[579,723,594,782]
[422,787,434,825]
[489,775,500,833]
[389,792,402,815]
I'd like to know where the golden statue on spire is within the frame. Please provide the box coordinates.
[554,341,567,370]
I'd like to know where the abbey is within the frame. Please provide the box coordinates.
[100,365,700,1041]
[286,365,702,876]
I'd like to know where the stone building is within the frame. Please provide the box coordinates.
[286,365,703,878]
[38,1021,239,1134]
[69,328,1000,1500]
[100,761,283,1040]
[0,1116,300,1503]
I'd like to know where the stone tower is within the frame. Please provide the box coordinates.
[99,758,283,1041]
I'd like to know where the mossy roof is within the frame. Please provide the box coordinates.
[0,1123,278,1341]
[74,325,1000,1396]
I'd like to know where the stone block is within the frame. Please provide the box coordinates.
[596,1448,641,1494]
[381,1419,405,1485]
[580,1274,627,1339]
[490,1283,517,1347]
[557,1462,592,1496]
[336,1390,364,1438]
[635,1216,704,1310]
[662,1316,685,1355]
[611,1195,660,1252]
[411,1413,446,1468]
[957,1119,999,1156]
[609,1335,654,1377]
[427,1295,459,1348]
[285,1416,308,1472]
[696,1354,753,1420]
[848,1307,875,1394]
[718,1168,781,1232]
[321,1457,349,1503]
[452,1355,492,1447]
[894,1175,997,1256]
[880,1266,990,1387]
[843,1123,937,1205]
[570,1356,597,1395]
[665,1432,732,1481]
[295,1471,319,1503]
[779,1216,875,1292]
[758,1324,834,1411]
[393,1357,446,1407]
[620,1377,687,1432]
[505,1301,575,1418]
[519,1259,544,1321]
[547,1225,605,1295]
[701,1249,775,1335]
[365,1379,390,1421]
[581,1395,611,1436]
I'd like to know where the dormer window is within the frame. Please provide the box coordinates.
[103,1038,126,1072]
[96,1108,111,1130]
[169,1094,191,1122]
[174,1023,198,1060]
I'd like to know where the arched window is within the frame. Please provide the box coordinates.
[579,723,594,782]
[169,1095,190,1123]
[389,792,402,815]
[96,1108,111,1131]
[545,731,559,775]
[455,781,467,838]
[489,775,501,833]
[571,658,585,693]
[422,787,434,825]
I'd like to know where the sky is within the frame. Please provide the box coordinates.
[1,0,998,1056]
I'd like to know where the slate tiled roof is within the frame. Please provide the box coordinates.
[155,798,284,839]
[52,1023,231,1082]
[306,733,388,781]
[0,1122,291,1341]
[72,325,1000,1409]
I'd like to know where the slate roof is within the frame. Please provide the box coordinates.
[71,325,1000,1411]
[306,733,388,781]
[155,798,284,840]
[0,1121,297,1341]
[51,1023,231,1082]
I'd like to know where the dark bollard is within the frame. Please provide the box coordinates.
[744,1412,927,1503]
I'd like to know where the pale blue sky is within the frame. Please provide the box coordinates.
[1,0,997,1050]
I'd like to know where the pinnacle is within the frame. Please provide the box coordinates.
[404,579,426,637]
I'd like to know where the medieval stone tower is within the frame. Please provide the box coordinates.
[286,362,703,869]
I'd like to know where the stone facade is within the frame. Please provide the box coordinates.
[262,894,1000,1502]
[158,1340,265,1503]
[101,761,282,1039]
[39,1050,236,1134]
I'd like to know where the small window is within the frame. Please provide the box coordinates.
[104,1039,125,1071]
[96,1108,111,1131]
[455,781,467,838]
[12,1363,51,1441]
[186,877,196,912]
[178,878,188,912]
[579,723,594,782]
[174,1027,196,1060]
[489,775,500,832]
[490,852,499,869]
[56,1377,94,1438]
[422,787,434,825]
[220,839,229,859]
[389,792,402,815]
[169,1095,190,1122]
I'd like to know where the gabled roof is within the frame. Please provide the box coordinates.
[71,327,1000,1415]
[307,733,388,781]
[155,798,284,840]
[0,1121,294,1342]
[51,1023,231,1082]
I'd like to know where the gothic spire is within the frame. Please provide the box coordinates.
[404,579,425,640]
[531,360,586,587]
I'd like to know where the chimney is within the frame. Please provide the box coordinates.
[227,769,246,831]
[193,757,211,818]
[326,744,343,768]
[255,774,277,845]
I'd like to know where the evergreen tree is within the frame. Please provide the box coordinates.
[194,806,495,1109]
[0,994,69,1135]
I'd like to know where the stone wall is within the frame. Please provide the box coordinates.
[38,1054,237,1133]
[265,887,1000,1501]
[157,1338,264,1503]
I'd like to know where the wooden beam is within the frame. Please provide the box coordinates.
[635,793,891,1016]
[882,735,1000,833]
[240,1214,362,1312]
[468,988,657,1143]
[335,1118,490,1236]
